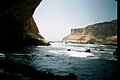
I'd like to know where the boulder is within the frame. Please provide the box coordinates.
[113,48,117,58]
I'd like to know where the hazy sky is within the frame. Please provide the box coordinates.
[33,0,117,41]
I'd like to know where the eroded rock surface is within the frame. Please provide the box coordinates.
[63,20,117,45]
[0,0,49,52]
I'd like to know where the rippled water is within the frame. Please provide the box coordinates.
[4,42,117,80]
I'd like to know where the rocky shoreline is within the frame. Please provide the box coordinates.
[63,20,117,45]
[0,57,77,80]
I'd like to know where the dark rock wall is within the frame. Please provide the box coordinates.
[0,0,49,52]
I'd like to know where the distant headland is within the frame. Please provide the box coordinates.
[62,19,117,45]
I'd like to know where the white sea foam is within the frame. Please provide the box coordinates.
[66,51,95,58]
[49,50,97,58]
[40,42,116,60]
[0,53,5,57]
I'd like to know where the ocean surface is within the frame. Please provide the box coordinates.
[5,42,117,80]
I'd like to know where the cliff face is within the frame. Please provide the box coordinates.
[63,20,117,44]
[0,0,49,52]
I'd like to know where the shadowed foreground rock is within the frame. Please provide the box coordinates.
[0,0,50,53]
[0,58,77,80]
[113,48,117,59]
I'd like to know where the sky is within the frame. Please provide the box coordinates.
[33,0,117,41]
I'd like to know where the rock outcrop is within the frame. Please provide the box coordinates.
[0,0,49,52]
[63,20,117,45]
[113,48,117,58]
[0,58,77,80]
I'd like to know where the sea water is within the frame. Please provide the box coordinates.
[5,42,117,80]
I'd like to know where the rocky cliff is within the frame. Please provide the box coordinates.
[0,0,49,52]
[63,20,117,45]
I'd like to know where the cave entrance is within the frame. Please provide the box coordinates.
[33,0,117,42]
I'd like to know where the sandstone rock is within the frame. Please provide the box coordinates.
[63,20,117,45]
[105,36,117,44]
[0,0,49,52]
[23,17,50,46]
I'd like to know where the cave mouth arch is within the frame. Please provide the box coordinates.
[0,0,117,52]
[0,0,50,53]
[33,0,118,42]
